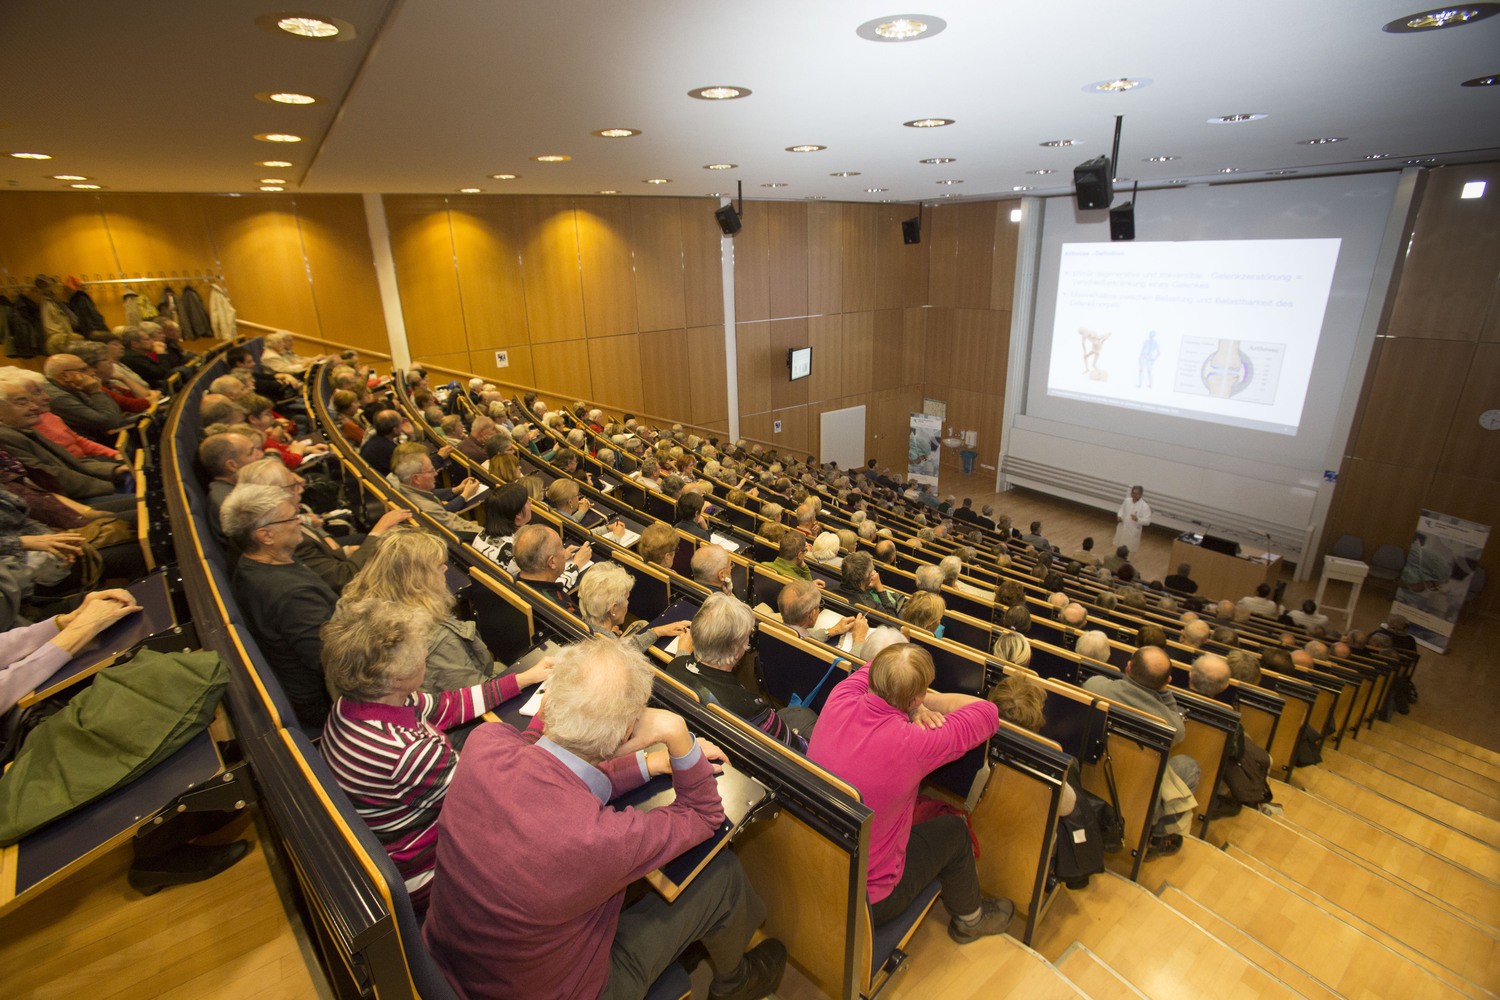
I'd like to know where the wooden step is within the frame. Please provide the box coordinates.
[1287,770,1500,882]
[1055,942,1149,999]
[1318,751,1500,837]
[1220,838,1500,994]
[884,904,1087,1000]
[1345,733,1500,799]
[1030,871,1299,999]
[1322,745,1500,821]
[1382,717,1500,768]
[1364,726,1500,783]
[1265,781,1500,916]
[1142,836,1479,999]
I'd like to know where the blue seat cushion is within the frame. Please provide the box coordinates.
[870,878,941,979]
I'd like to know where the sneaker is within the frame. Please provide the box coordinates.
[1145,833,1183,858]
[947,896,1016,944]
[709,938,787,1000]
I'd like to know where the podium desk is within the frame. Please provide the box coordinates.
[1170,535,1281,602]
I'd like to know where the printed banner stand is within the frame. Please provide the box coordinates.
[907,412,942,492]
[1390,509,1490,653]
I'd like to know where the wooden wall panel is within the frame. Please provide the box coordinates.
[735,321,774,416]
[767,202,809,320]
[587,333,644,412]
[531,338,593,401]
[840,310,874,397]
[382,196,468,357]
[806,203,844,316]
[1437,342,1500,482]
[1324,457,1434,559]
[841,206,882,312]
[447,200,529,351]
[948,308,1009,395]
[741,404,810,458]
[467,346,535,394]
[686,325,729,426]
[1385,164,1500,341]
[929,202,997,309]
[294,195,388,354]
[101,194,217,277]
[575,198,638,338]
[870,386,925,471]
[806,314,842,402]
[517,198,585,343]
[876,204,927,310]
[0,192,118,280]
[991,199,1022,311]
[869,309,908,392]
[1351,338,1471,459]
[732,206,771,323]
[766,317,810,412]
[202,196,322,341]
[681,201,724,328]
[638,328,693,421]
[632,199,687,333]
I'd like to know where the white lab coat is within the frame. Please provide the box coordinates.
[1114,495,1152,551]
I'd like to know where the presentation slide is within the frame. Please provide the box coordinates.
[1046,239,1342,435]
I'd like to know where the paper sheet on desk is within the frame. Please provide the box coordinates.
[710,533,741,553]
[814,609,856,652]
[519,679,547,716]
[597,524,640,547]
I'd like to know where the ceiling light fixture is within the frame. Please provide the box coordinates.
[1383,4,1500,32]
[786,145,827,152]
[255,133,302,142]
[904,118,954,128]
[70,183,102,190]
[272,15,344,38]
[1207,114,1267,124]
[457,188,482,193]
[1266,169,1299,175]
[1461,72,1499,86]
[490,173,519,180]
[592,128,641,138]
[1144,155,1178,163]
[1010,208,1024,222]
[688,86,751,100]
[258,160,294,168]
[1461,180,1487,198]
[260,186,285,192]
[1362,153,1393,160]
[830,171,861,177]
[644,178,671,184]
[804,196,827,200]
[936,179,963,185]
[259,177,287,184]
[704,163,737,170]
[1040,139,1080,147]
[259,92,318,105]
[855,15,947,41]
[1086,77,1150,93]
[1027,168,1056,175]
[9,152,52,160]
[761,182,788,188]
[1405,157,1438,165]
[598,190,620,195]
[51,174,88,181]
[865,187,888,192]
[920,157,956,165]
[532,154,572,162]
[1012,185,1032,192]
[1217,167,1241,173]
[1297,136,1347,145]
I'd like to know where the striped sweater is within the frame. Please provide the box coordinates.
[321,675,518,907]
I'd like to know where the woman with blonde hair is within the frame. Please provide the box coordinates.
[342,527,551,693]
[576,561,689,651]
[900,590,946,636]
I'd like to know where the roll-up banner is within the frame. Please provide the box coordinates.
[1391,509,1489,653]
[907,412,942,490]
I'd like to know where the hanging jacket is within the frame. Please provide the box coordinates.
[123,292,142,327]
[179,285,214,340]
[67,289,109,332]
[207,284,236,341]
[38,297,73,342]
[1,296,45,358]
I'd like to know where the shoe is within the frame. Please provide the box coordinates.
[709,938,787,1000]
[1146,833,1183,858]
[128,840,249,896]
[947,896,1016,944]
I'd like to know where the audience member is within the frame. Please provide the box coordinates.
[1287,599,1330,631]
[513,524,592,611]
[577,561,689,652]
[1163,562,1197,594]
[390,443,483,538]
[838,551,905,615]
[776,579,868,655]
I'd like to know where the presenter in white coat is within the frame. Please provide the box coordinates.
[1114,485,1151,552]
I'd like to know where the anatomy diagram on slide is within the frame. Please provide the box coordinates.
[1174,337,1285,404]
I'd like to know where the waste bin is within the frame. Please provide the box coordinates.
[960,449,977,474]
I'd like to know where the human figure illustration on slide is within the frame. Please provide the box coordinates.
[1202,339,1251,397]
[1079,328,1111,381]
[1137,330,1161,389]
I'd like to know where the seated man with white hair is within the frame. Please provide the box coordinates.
[1075,630,1111,662]
[914,564,945,595]
[513,523,594,612]
[389,442,483,539]
[691,543,735,594]
[667,593,816,750]
[777,580,868,657]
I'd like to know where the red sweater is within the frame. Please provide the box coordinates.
[423,724,723,1000]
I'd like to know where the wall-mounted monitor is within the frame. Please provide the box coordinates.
[788,346,812,381]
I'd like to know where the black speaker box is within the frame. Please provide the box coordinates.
[1073,156,1113,210]
[901,216,921,244]
[714,204,741,236]
[1109,201,1135,241]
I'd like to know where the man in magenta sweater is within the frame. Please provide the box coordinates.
[809,644,1014,943]
[423,637,785,1000]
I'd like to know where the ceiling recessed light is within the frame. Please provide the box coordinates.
[70,183,102,190]
[936,179,963,185]
[9,152,52,160]
[1165,179,1190,184]
[272,15,344,38]
[865,187,888,192]
[1144,155,1178,163]
[1405,157,1438,165]
[255,133,302,143]
[829,171,861,177]
[532,154,572,162]
[1012,185,1032,192]
[644,178,672,184]
[258,91,318,105]
[1010,208,1023,222]
[1026,168,1057,175]
[804,196,827,200]
[1461,72,1500,86]
[260,186,285,192]
[259,177,287,184]
[904,118,954,128]
[855,15,947,42]
[761,182,788,188]
[1208,114,1267,124]
[1383,4,1500,32]
[786,145,827,153]
[1461,180,1487,199]
[920,157,957,164]
[1297,136,1347,145]
[1266,169,1299,175]
[1362,153,1393,160]
[1086,77,1150,93]
[939,193,962,199]
[705,193,723,197]
[1218,167,1241,173]
[598,190,620,195]
[592,128,641,138]
[1039,139,1081,147]
[51,174,88,181]
[689,86,751,100]
[704,163,737,171]
[258,160,294,168]
[490,173,519,180]
[457,188,482,194]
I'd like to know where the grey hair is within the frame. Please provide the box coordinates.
[578,561,635,625]
[857,520,878,540]
[220,483,293,548]
[914,565,944,594]
[1075,630,1111,662]
[938,555,962,584]
[235,456,297,488]
[391,443,430,482]
[690,543,730,586]
[842,551,874,591]
[810,531,841,561]
[777,579,822,628]
[860,626,908,661]
[689,593,754,668]
[1191,653,1232,697]
[321,598,434,700]
[993,630,1032,666]
[543,638,654,762]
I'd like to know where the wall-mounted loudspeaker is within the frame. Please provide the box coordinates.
[901,216,921,244]
[1073,156,1114,210]
[714,204,741,236]
[1109,201,1135,241]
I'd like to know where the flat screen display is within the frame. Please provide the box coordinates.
[789,347,812,381]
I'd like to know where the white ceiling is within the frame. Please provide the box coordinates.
[4,1,1498,203]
